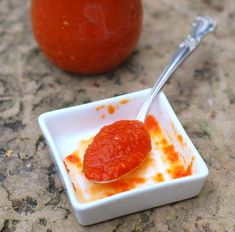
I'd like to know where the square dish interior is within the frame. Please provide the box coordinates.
[40,89,206,205]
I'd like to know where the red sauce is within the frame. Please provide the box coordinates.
[107,105,116,114]
[83,120,151,182]
[91,176,146,196]
[119,99,129,105]
[171,122,185,147]
[64,114,195,202]
[153,173,164,182]
[65,152,82,168]
[161,138,168,146]
[163,145,179,163]
[144,114,161,133]
[96,105,105,111]
[171,160,193,179]
[96,99,130,119]
[177,135,183,143]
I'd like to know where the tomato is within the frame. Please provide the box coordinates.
[83,120,151,183]
[31,0,143,74]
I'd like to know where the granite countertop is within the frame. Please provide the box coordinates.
[0,0,234,231]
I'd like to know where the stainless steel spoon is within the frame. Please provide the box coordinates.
[86,16,216,184]
[137,16,216,122]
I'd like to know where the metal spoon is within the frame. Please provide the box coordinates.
[85,16,216,184]
[137,16,216,122]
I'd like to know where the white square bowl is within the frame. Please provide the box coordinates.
[38,89,208,226]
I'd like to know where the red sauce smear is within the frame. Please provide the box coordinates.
[163,145,179,162]
[177,135,183,143]
[144,114,161,133]
[119,99,129,105]
[107,105,116,114]
[91,176,146,196]
[171,160,193,179]
[96,99,130,119]
[96,105,105,111]
[153,173,164,182]
[65,151,82,168]
[83,120,151,182]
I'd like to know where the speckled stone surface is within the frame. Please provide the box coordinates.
[0,0,235,231]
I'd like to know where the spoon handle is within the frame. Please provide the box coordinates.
[136,16,216,122]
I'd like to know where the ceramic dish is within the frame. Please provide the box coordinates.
[38,89,208,225]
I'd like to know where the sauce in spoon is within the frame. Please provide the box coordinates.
[83,120,151,183]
